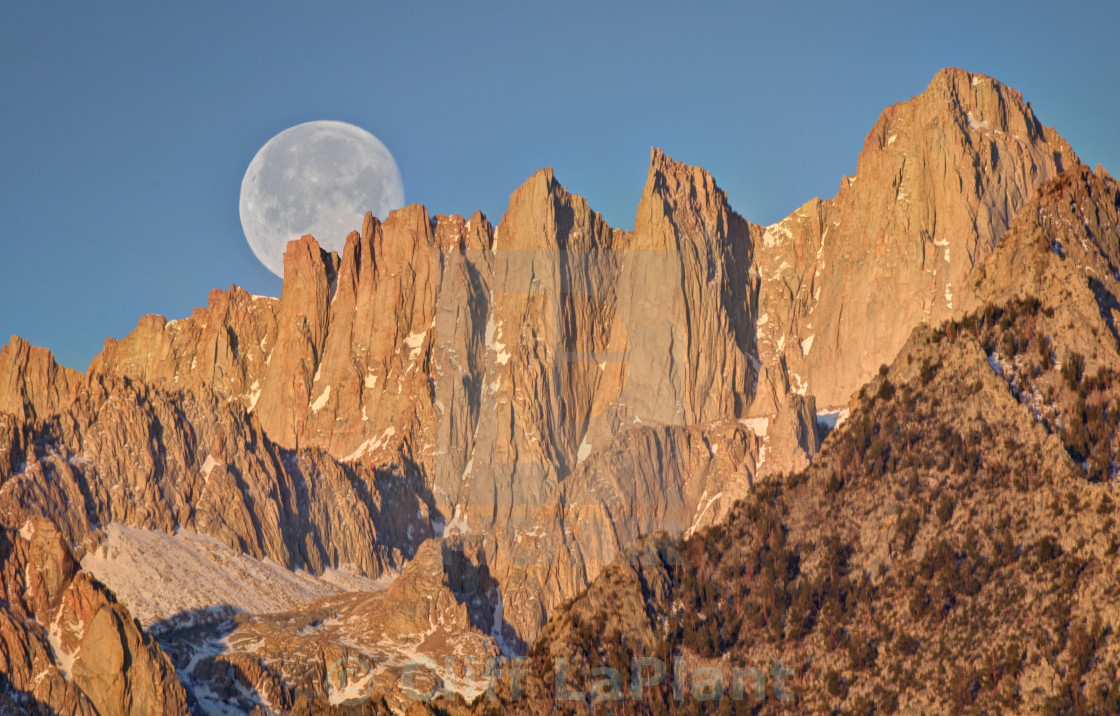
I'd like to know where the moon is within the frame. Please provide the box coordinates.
[239,120,404,277]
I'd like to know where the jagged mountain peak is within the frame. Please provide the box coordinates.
[925,67,1044,135]
[754,67,1084,408]
[636,146,757,264]
[645,146,725,199]
[963,162,1120,365]
[637,147,746,247]
[0,334,80,421]
[495,165,622,253]
[857,66,1076,177]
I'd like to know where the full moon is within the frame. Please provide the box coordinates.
[239,120,405,277]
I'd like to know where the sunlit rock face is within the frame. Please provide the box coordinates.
[753,68,1078,410]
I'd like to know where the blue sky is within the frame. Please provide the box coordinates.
[2,1,1118,370]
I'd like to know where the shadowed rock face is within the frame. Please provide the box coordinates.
[0,67,1115,708]
[0,373,432,581]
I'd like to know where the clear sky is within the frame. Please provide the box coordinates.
[2,1,1118,370]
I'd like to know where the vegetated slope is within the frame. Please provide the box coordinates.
[504,296,1120,715]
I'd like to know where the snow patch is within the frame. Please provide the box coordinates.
[740,417,769,438]
[81,523,344,628]
[800,335,815,356]
[310,385,331,413]
[887,133,897,145]
[444,505,472,535]
[47,611,80,679]
[966,112,991,132]
[687,488,724,537]
[577,439,592,463]
[790,372,809,395]
[933,237,951,263]
[329,668,375,706]
[485,317,510,364]
[484,315,497,346]
[343,427,397,461]
[762,220,793,248]
[200,455,221,478]
[246,380,261,412]
[816,408,850,431]
[488,586,515,657]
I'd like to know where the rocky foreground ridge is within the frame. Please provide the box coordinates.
[0,68,1117,712]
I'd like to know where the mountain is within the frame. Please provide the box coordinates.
[509,297,1120,714]
[755,67,1078,409]
[0,68,1116,712]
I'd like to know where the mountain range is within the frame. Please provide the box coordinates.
[1,67,1118,714]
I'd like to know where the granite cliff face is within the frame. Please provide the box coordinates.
[0,68,1115,711]
[755,68,1079,409]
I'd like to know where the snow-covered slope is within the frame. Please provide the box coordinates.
[81,523,388,628]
